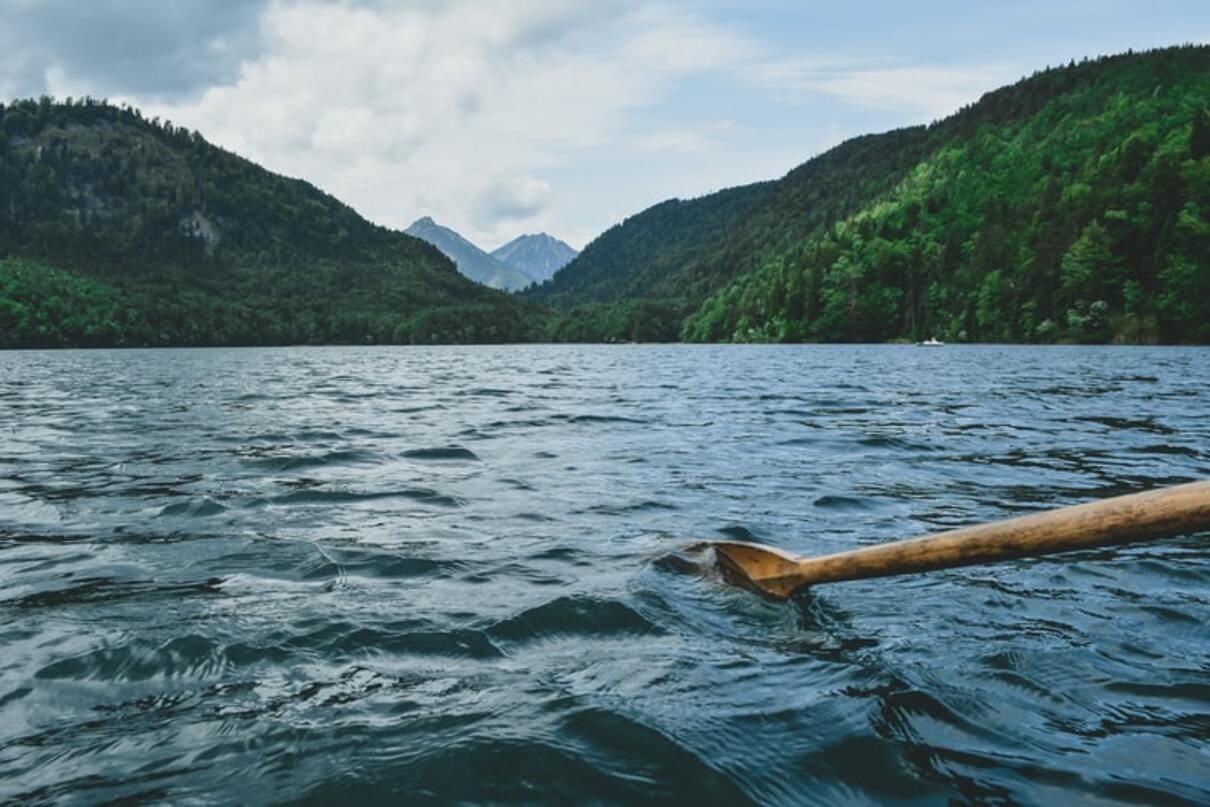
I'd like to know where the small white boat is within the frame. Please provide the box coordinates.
[918,337,945,347]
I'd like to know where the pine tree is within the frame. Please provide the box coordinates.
[1060,220,1118,301]
[1191,108,1210,160]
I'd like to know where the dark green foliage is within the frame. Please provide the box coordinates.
[0,258,151,347]
[683,47,1210,344]
[536,46,1210,344]
[1192,108,1210,161]
[528,125,933,310]
[526,185,773,307]
[0,97,546,347]
[546,300,685,342]
[1154,203,1210,342]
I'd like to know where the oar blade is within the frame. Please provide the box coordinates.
[712,541,806,600]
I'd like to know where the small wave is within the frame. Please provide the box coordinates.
[716,525,764,542]
[239,448,381,471]
[857,435,937,452]
[1104,679,1210,701]
[8,576,223,609]
[582,500,678,516]
[343,427,400,438]
[529,546,592,565]
[292,429,345,441]
[560,414,647,425]
[768,408,817,418]
[562,706,753,802]
[501,478,536,491]
[284,623,501,659]
[301,552,465,581]
[455,387,514,397]
[648,545,714,577]
[401,446,480,461]
[514,512,556,522]
[1127,444,1202,458]
[813,495,877,511]
[157,497,228,517]
[298,735,742,805]
[481,418,549,430]
[272,487,463,507]
[374,629,502,659]
[488,596,665,642]
[35,634,231,681]
[0,686,32,709]
[1074,415,1175,435]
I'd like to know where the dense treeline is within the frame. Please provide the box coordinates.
[527,184,772,307]
[526,126,939,313]
[536,46,1210,344]
[0,258,150,347]
[685,47,1210,343]
[0,97,546,347]
[3,47,1207,347]
[0,256,551,348]
[546,299,685,343]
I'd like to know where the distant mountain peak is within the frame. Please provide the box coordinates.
[490,233,578,285]
[404,217,533,291]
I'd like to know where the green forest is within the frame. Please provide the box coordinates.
[1,46,1208,347]
[535,46,1210,344]
[0,97,546,347]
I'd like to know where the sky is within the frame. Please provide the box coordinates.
[1,1,1206,250]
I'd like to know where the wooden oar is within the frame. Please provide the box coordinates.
[713,480,1210,599]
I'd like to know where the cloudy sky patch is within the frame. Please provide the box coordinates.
[1,0,268,99]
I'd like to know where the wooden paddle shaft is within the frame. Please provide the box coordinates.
[792,480,1210,586]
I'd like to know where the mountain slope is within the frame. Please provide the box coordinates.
[491,233,578,284]
[531,45,1210,344]
[684,46,1210,344]
[0,98,545,347]
[526,181,774,308]
[526,125,931,309]
[404,217,533,291]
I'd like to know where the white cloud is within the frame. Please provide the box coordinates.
[123,0,752,249]
[620,5,758,71]
[1,0,268,100]
[475,174,552,221]
[633,119,740,154]
[750,58,1015,121]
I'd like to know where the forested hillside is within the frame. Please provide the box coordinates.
[536,46,1210,344]
[0,98,545,347]
[3,46,1206,348]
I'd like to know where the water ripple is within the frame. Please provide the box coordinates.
[0,344,1207,804]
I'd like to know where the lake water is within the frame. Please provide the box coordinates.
[1,345,1208,804]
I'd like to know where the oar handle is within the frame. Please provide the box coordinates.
[793,480,1210,586]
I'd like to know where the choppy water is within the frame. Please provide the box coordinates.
[1,345,1208,805]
